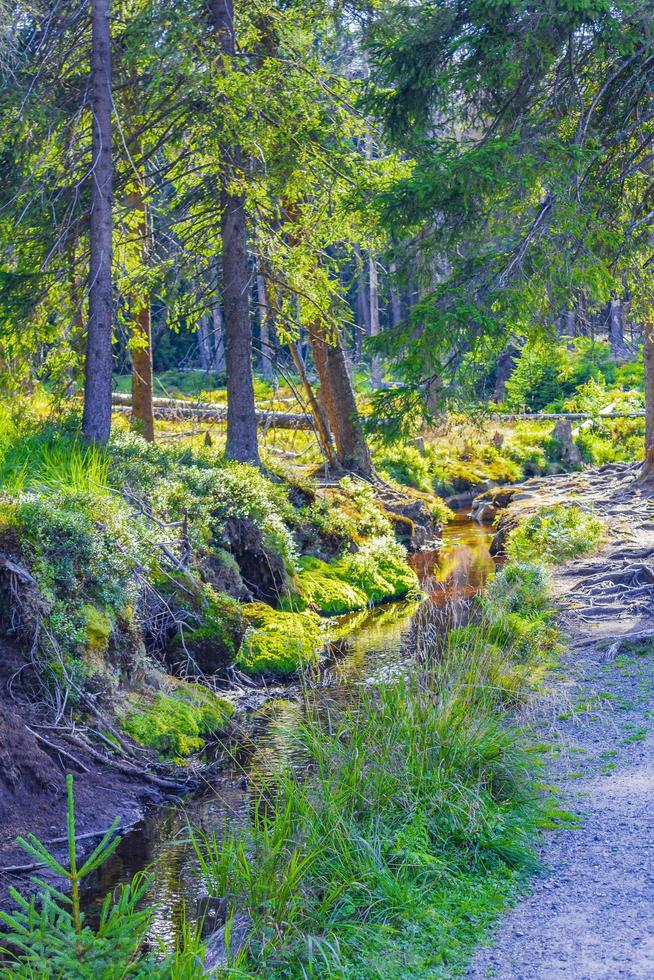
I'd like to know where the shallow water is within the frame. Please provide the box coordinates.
[83,511,496,947]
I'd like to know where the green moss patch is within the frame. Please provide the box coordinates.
[122,681,234,759]
[287,536,420,617]
[236,603,322,677]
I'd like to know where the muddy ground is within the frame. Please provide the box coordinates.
[0,636,166,902]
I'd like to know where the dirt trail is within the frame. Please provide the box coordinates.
[468,463,654,979]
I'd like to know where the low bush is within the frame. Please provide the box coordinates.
[507,505,604,564]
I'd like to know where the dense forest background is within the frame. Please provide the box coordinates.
[1,0,653,470]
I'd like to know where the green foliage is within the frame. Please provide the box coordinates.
[341,535,420,606]
[0,775,187,978]
[123,682,234,760]
[108,432,299,571]
[507,506,604,564]
[504,342,565,411]
[308,477,392,545]
[193,562,555,977]
[290,555,369,615]
[236,603,323,678]
[288,536,419,616]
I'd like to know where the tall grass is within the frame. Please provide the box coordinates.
[193,572,552,977]
[0,428,109,494]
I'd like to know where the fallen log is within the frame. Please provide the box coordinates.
[493,411,645,421]
[112,400,314,430]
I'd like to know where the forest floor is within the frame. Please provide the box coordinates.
[468,462,654,979]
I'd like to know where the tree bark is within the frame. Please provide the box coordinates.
[309,327,373,479]
[642,322,654,476]
[289,343,335,464]
[83,0,114,444]
[608,297,628,359]
[368,252,382,386]
[198,315,214,372]
[127,185,155,442]
[212,303,226,372]
[209,0,259,465]
[256,259,274,381]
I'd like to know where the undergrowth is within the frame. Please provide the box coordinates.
[191,560,557,978]
[507,505,604,564]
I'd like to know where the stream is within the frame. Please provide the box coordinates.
[83,512,496,948]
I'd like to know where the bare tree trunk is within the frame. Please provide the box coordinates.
[210,0,259,465]
[83,0,113,444]
[256,260,274,381]
[389,261,402,329]
[127,180,155,442]
[212,303,226,372]
[642,322,654,476]
[354,244,370,364]
[368,253,382,387]
[289,344,335,464]
[198,315,213,372]
[608,297,628,359]
[309,327,373,479]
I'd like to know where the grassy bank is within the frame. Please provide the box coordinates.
[189,558,561,978]
[0,411,428,762]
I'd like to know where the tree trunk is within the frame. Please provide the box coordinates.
[309,327,373,479]
[210,0,259,465]
[289,344,335,464]
[389,261,402,329]
[608,297,627,359]
[127,183,155,442]
[83,0,113,444]
[256,260,274,381]
[212,303,226,372]
[198,315,213,372]
[354,244,370,364]
[642,322,654,476]
[368,252,382,386]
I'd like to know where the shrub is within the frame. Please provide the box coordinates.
[507,505,603,564]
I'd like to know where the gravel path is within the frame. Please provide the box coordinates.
[468,465,654,980]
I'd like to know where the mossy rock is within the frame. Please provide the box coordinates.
[236,603,322,677]
[122,680,235,760]
[290,556,369,616]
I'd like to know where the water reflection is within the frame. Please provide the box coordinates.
[83,511,497,948]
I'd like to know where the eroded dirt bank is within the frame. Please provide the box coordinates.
[0,635,170,892]
[469,462,654,979]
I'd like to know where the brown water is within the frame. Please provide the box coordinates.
[83,512,496,947]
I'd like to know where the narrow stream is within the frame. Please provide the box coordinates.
[84,513,496,947]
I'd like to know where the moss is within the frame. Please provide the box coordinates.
[169,585,245,673]
[284,538,420,617]
[289,556,369,615]
[236,603,322,677]
[122,680,234,760]
[82,603,113,655]
[342,536,420,606]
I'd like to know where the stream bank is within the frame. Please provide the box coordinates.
[79,513,497,947]
[468,462,654,979]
